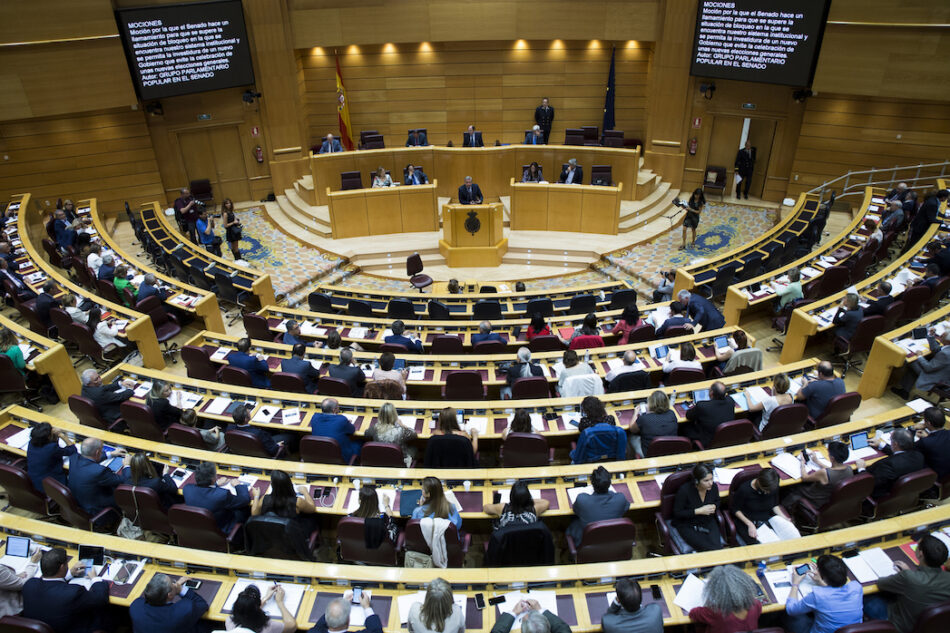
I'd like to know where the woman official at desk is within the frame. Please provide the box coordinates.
[522,162,543,183]
[681,188,705,250]
[372,167,395,188]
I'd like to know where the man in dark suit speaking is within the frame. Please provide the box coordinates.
[458,176,484,205]
[858,428,925,499]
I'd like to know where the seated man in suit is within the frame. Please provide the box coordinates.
[676,289,725,332]
[97,253,116,281]
[463,124,484,148]
[832,293,864,342]
[891,328,950,399]
[863,281,894,317]
[309,398,361,464]
[683,381,735,447]
[915,406,950,480]
[503,346,545,398]
[318,132,344,153]
[567,466,629,546]
[857,428,925,498]
[919,262,942,291]
[130,573,208,633]
[559,158,583,185]
[22,547,112,633]
[52,208,78,251]
[605,350,650,393]
[458,176,483,205]
[281,343,320,394]
[405,129,428,147]
[183,461,250,533]
[227,404,293,456]
[67,437,126,517]
[602,578,664,633]
[0,241,16,268]
[228,337,271,388]
[136,273,167,303]
[796,361,846,419]
[525,125,545,145]
[328,347,366,396]
[885,182,908,203]
[881,199,905,233]
[404,164,429,185]
[472,320,504,345]
[384,319,423,353]
[80,368,134,424]
[33,280,61,329]
[655,301,694,337]
[0,257,36,302]
[282,320,305,346]
[309,591,381,633]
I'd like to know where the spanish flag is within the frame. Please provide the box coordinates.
[335,55,354,151]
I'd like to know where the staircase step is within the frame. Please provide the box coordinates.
[284,188,331,228]
[619,187,681,235]
[619,181,673,224]
[293,179,317,206]
[299,175,314,191]
[264,201,327,247]
[353,251,441,271]
[275,195,332,238]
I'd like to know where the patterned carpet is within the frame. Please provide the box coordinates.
[336,269,611,293]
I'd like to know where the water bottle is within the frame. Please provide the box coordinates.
[756,560,767,581]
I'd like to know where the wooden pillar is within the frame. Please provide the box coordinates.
[643,0,697,189]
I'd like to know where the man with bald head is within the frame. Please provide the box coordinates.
[318,133,343,154]
[605,350,650,393]
[796,361,845,419]
[684,381,735,447]
[80,368,135,424]
[310,590,380,633]
[67,438,127,521]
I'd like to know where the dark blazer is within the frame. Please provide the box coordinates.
[137,282,167,303]
[130,589,208,633]
[147,397,181,431]
[121,472,181,510]
[928,248,950,275]
[685,398,736,447]
[922,275,941,290]
[281,356,320,393]
[867,449,926,499]
[405,132,428,146]
[404,169,429,185]
[656,315,691,337]
[863,294,894,317]
[558,166,584,185]
[27,441,77,492]
[227,351,271,388]
[832,307,864,341]
[328,362,366,396]
[310,412,360,463]
[96,263,115,280]
[226,423,281,457]
[686,293,726,331]
[567,490,628,544]
[534,105,555,128]
[458,183,484,205]
[917,429,950,479]
[318,138,344,153]
[22,577,111,633]
[492,611,569,633]
[463,131,484,147]
[384,333,423,353]
[81,381,132,423]
[311,612,382,633]
[35,292,60,328]
[0,267,30,294]
[424,433,477,468]
[182,482,250,532]
[524,131,545,145]
[472,331,504,345]
[734,146,756,176]
[67,453,122,515]
[506,361,544,388]
[910,196,942,238]
[53,218,76,250]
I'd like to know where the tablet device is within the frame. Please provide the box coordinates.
[6,536,30,558]
[912,327,928,340]
[714,336,729,350]
[105,457,124,473]
[78,545,104,567]
[393,358,406,370]
[654,345,669,359]
[850,432,869,451]
[692,389,710,403]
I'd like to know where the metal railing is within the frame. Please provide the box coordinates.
[807,160,950,206]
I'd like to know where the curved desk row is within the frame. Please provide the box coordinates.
[0,312,79,401]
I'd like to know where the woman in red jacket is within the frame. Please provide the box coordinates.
[689,564,762,633]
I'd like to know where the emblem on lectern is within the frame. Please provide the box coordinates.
[465,210,481,235]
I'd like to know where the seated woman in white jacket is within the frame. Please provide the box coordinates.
[93,313,128,353]
[662,342,703,374]
[408,577,465,633]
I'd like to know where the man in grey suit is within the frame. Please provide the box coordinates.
[892,328,950,399]
[566,466,629,545]
[602,578,663,633]
[328,347,366,397]
[318,133,344,154]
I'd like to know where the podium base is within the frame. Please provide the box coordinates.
[438,238,508,267]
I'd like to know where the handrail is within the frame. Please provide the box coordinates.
[807,160,950,206]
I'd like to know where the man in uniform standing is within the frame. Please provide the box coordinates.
[534,97,555,144]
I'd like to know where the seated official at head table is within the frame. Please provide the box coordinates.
[372,166,394,188]
[458,176,483,205]
[405,129,428,147]
[463,124,483,147]
[525,125,545,145]
[559,159,583,184]
[522,162,543,182]
[318,133,344,154]
[404,163,429,185]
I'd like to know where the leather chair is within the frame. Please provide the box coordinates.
[166,423,216,451]
[924,277,950,312]
[569,335,605,351]
[654,470,731,554]
[756,403,808,440]
[485,521,555,566]
[406,254,432,292]
[379,342,409,354]
[245,514,318,561]
[242,312,273,340]
[136,295,180,360]
[67,394,123,432]
[182,345,221,382]
[881,299,905,331]
[644,436,692,458]
[581,126,599,144]
[0,463,50,515]
[42,238,65,268]
[809,392,862,428]
[625,323,656,344]
[362,134,385,149]
[427,300,451,319]
[913,599,950,633]
[738,254,764,282]
[308,292,334,313]
[189,265,216,292]
[359,130,379,143]
[709,262,741,300]
[0,615,61,633]
[300,435,357,465]
[225,429,285,458]
[834,623,897,633]
[119,401,165,442]
[190,178,214,209]
[833,315,885,374]
[403,520,470,567]
[566,518,636,563]
[340,171,363,190]
[511,377,551,399]
[361,442,411,468]
[72,322,120,368]
[590,165,612,186]
[723,466,764,545]
[271,372,310,394]
[563,129,584,146]
[473,300,503,320]
[702,165,726,200]
[42,477,118,532]
[472,339,505,354]
[96,278,121,303]
[442,370,486,400]
[168,504,242,553]
[796,472,874,532]
[430,335,464,354]
[387,299,417,319]
[17,303,53,338]
[528,335,564,352]
[213,272,250,325]
[114,484,173,536]
[0,355,43,411]
[524,298,554,317]
[863,468,937,519]
[568,294,596,315]
[609,288,638,310]
[660,324,693,338]
[665,367,707,387]
[602,129,624,147]
[501,433,553,467]
[346,299,374,318]
[695,419,755,450]
[806,266,850,300]
[337,516,401,566]
[317,376,352,397]
[220,365,254,388]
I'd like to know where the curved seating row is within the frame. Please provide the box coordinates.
[0,312,79,401]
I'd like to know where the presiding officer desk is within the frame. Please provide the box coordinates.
[310,144,640,207]
[509,179,622,235]
[0,491,943,630]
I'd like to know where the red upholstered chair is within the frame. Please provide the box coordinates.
[114,484,173,536]
[756,403,808,440]
[654,470,731,554]
[566,518,636,563]
[644,436,693,458]
[17,302,54,338]
[569,335,605,350]
[361,442,411,468]
[863,468,937,519]
[528,335,564,352]
[300,436,356,465]
[701,165,726,200]
[67,395,123,432]
[665,367,707,386]
[337,517,402,566]
[511,377,550,399]
[899,285,931,323]
[379,342,409,354]
[913,599,950,633]
[317,376,352,397]
[833,315,885,374]
[271,372,309,394]
[0,615,61,633]
[242,312,273,340]
[0,463,50,515]
[225,429,286,459]
[695,419,756,450]
[168,504,242,553]
[834,622,897,633]
[182,345,221,381]
[809,392,862,428]
[473,339,506,354]
[403,520,470,567]
[501,433,552,467]
[220,365,254,388]
[626,323,656,344]
[136,295,180,360]
[660,324,692,338]
[795,472,874,532]
[42,477,118,532]
[442,370,486,400]
[881,300,905,331]
[430,334,464,354]
[119,401,165,442]
[166,423,217,451]
[0,355,43,411]
[406,254,432,292]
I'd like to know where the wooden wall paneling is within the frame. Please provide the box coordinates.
[0,0,116,44]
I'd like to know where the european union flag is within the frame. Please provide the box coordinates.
[602,46,616,135]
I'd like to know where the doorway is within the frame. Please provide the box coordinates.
[707,115,776,199]
[176,126,251,205]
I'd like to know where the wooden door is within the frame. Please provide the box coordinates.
[177,129,216,193]
[707,116,745,196]
[746,118,776,198]
[177,126,250,204]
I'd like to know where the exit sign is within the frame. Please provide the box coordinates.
[197,113,212,120]
[741,103,756,110]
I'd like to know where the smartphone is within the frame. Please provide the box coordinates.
[492,491,501,504]
[488,595,506,606]
[351,587,362,604]
[801,448,809,462]
[650,584,661,600]
[795,564,811,576]
[544,412,558,421]
[842,549,859,559]
[474,593,486,610]
[184,578,202,589]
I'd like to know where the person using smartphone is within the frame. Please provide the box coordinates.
[602,578,663,633]
[785,555,862,633]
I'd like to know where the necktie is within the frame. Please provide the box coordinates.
[468,187,473,201]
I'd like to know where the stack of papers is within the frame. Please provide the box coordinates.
[205,397,231,415]
[348,327,369,339]
[770,452,803,479]
[731,392,749,411]
[132,381,152,398]
[251,406,279,424]
[497,590,557,620]
[745,386,769,407]
[673,574,706,612]
[210,347,230,361]
[170,390,203,409]
[408,366,426,380]
[464,417,488,435]
[800,267,820,279]
[815,308,838,326]
[224,580,306,617]
[713,467,742,486]
[346,487,395,513]
[5,427,32,450]
[281,408,302,426]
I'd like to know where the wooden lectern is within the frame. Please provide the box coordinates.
[439,203,508,267]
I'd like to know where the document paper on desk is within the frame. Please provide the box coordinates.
[843,554,877,584]
[673,573,706,612]
[713,467,742,486]
[224,579,306,618]
[498,590,558,621]
[568,484,616,505]
[397,591,467,624]
[346,487,395,514]
[205,397,231,416]
[497,487,542,504]
[770,452,803,479]
[5,427,32,451]
[860,547,899,579]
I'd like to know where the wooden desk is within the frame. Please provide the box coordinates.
[510,179,622,235]
[440,202,507,266]
[0,312,79,401]
[310,145,640,206]
[327,182,439,238]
